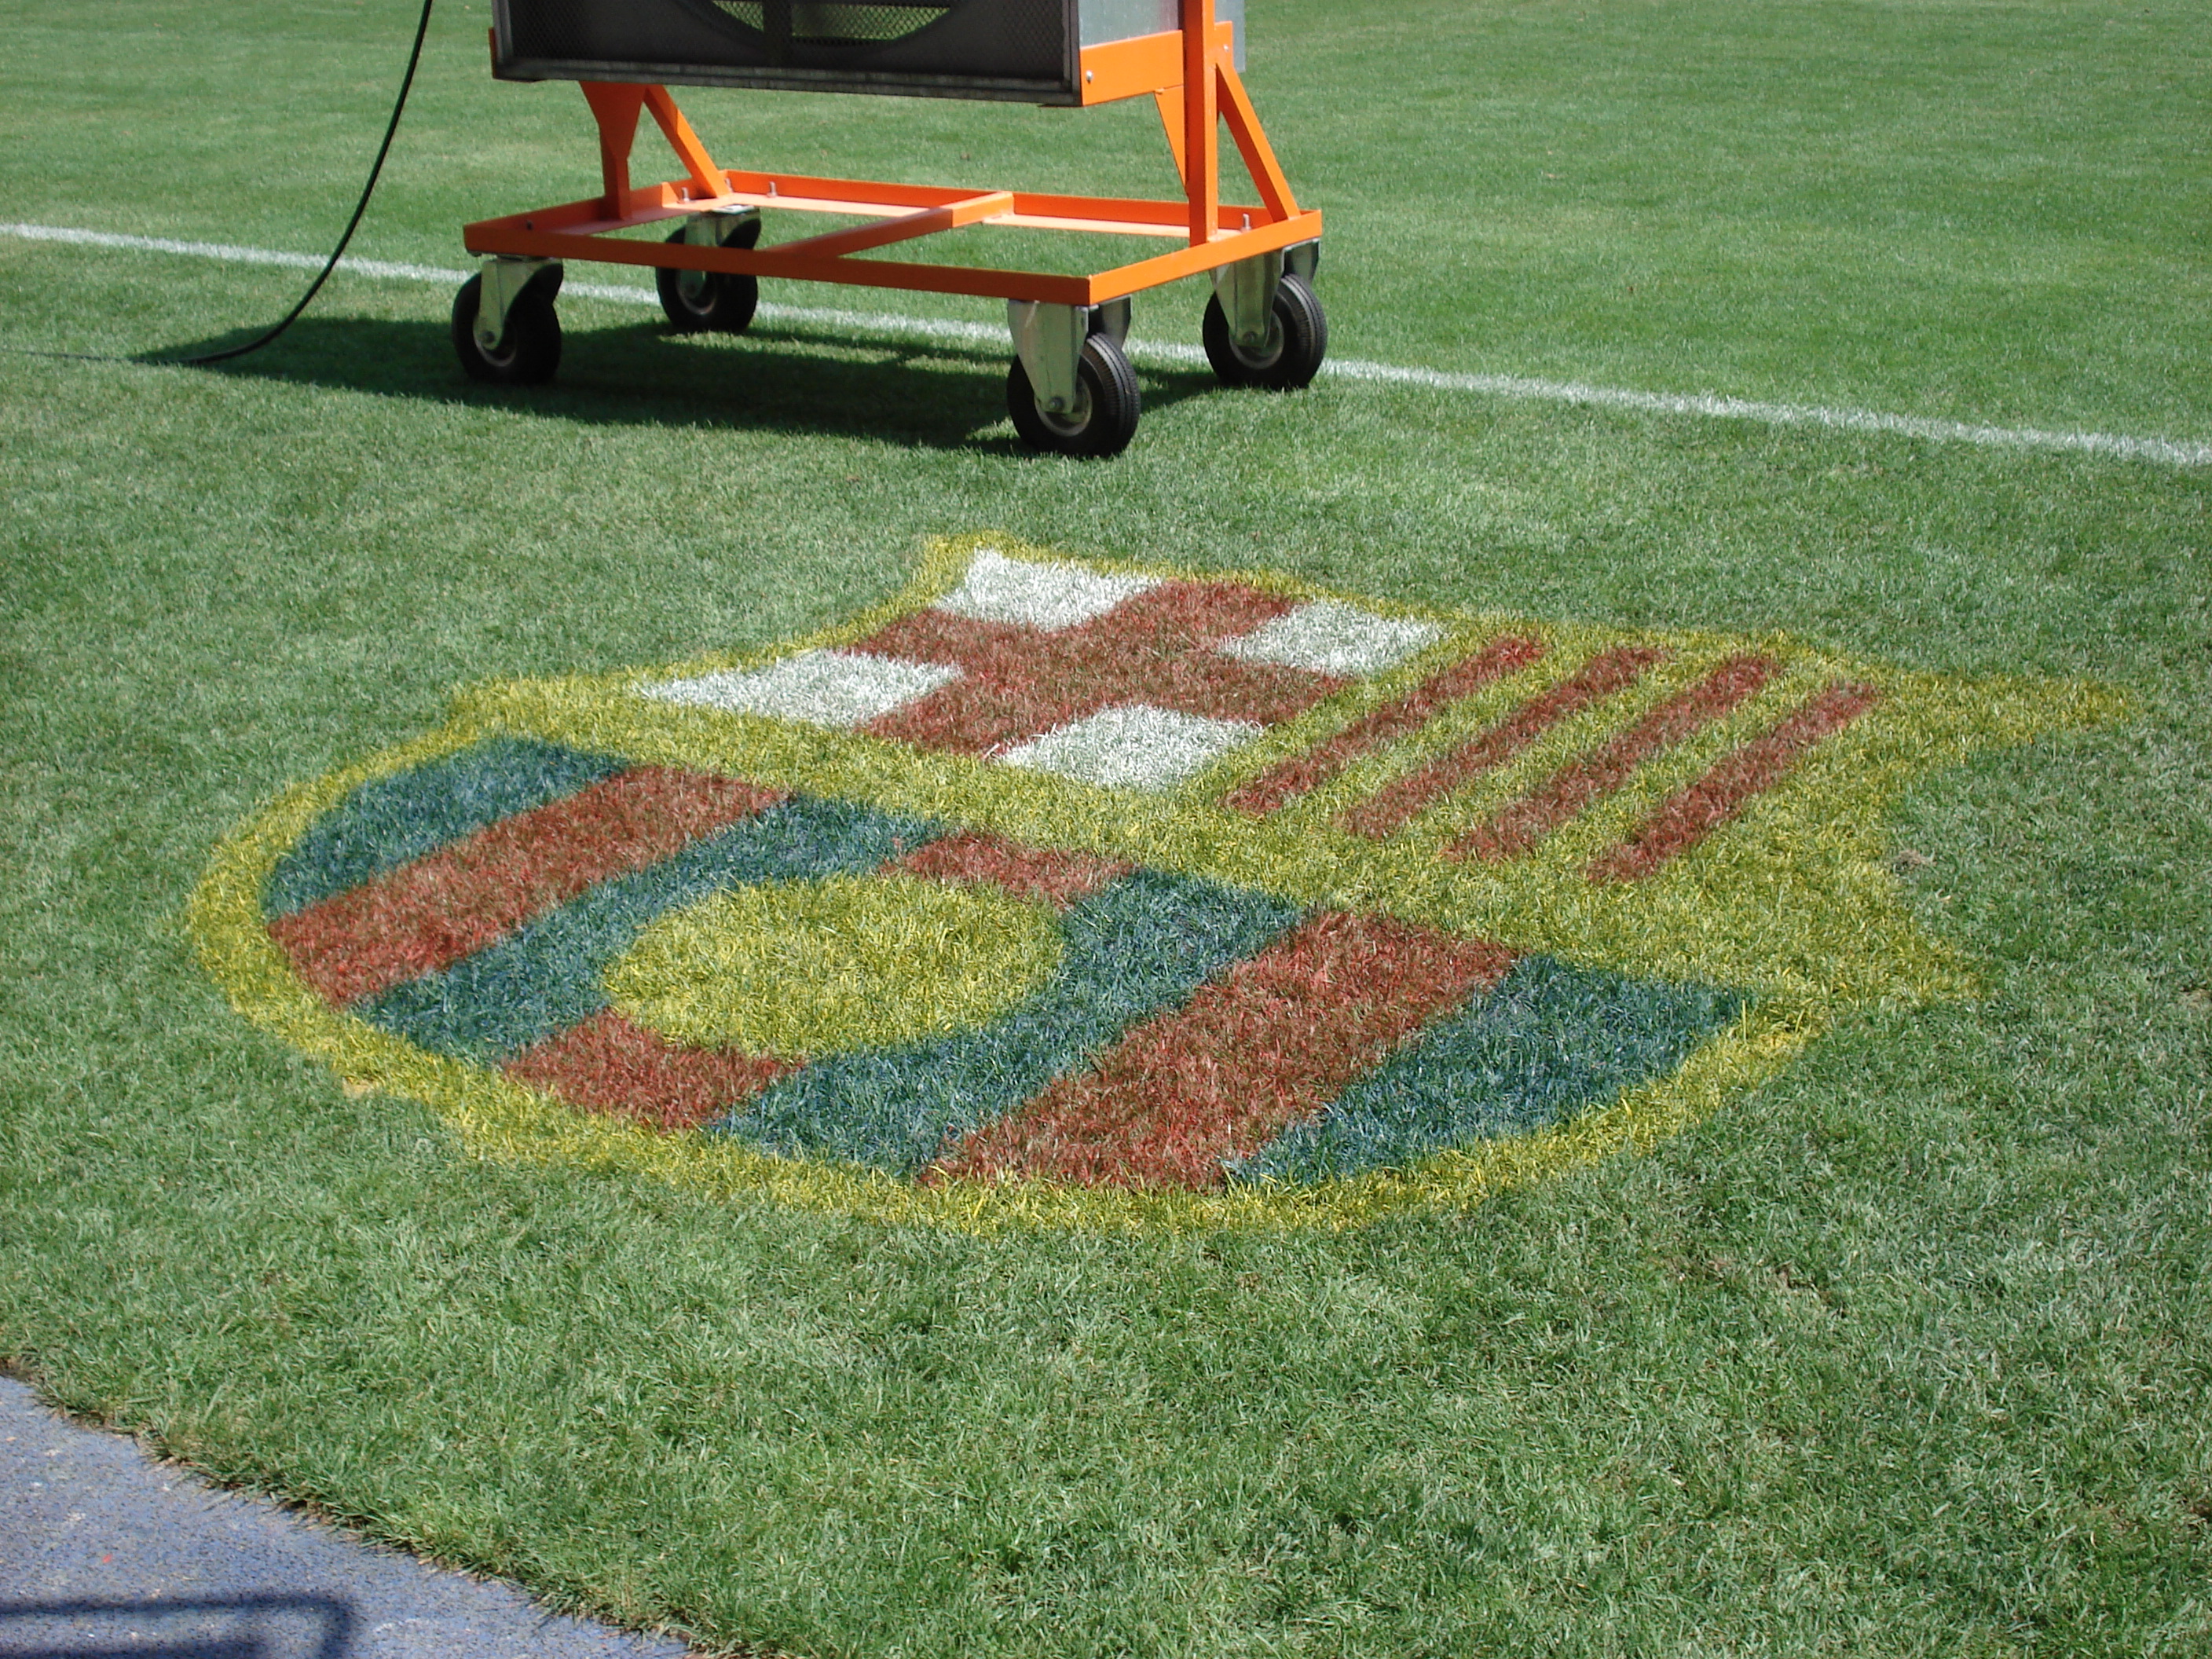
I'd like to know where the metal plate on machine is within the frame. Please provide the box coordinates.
[1079,0,1240,68]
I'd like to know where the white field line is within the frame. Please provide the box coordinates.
[6,219,2206,468]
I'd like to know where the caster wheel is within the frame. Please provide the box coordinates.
[656,223,760,335]
[1202,271,1327,390]
[1008,333,1141,459]
[452,272,562,386]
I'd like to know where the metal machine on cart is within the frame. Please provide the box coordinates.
[454,0,1324,456]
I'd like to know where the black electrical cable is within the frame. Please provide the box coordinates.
[8,0,434,366]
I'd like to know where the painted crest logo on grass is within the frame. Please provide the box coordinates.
[192,537,2117,1229]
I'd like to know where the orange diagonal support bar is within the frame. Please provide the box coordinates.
[580,83,726,217]
[1181,0,1218,246]
[640,84,727,200]
[1216,64,1298,222]
[1155,86,1187,175]
[771,192,1014,261]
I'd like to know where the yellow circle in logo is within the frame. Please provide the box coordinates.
[606,873,1063,1059]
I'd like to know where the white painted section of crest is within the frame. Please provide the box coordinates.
[934,548,1159,632]
[7,220,2207,470]
[1000,705,1261,792]
[640,649,958,727]
[1218,600,1443,676]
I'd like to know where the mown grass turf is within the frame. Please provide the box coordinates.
[3,1,2209,1654]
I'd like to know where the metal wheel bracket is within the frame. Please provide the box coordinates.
[680,206,761,248]
[1009,300,1093,416]
[676,208,759,300]
[474,256,562,352]
[1088,297,1132,349]
[1284,238,1320,285]
[1210,250,1283,353]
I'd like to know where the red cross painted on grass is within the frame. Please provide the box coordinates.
[847,579,1346,756]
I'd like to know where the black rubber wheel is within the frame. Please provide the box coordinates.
[1201,271,1327,390]
[451,273,562,386]
[1007,334,1142,459]
[656,225,760,334]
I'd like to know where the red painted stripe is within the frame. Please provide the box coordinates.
[854,580,1339,756]
[893,830,1130,910]
[504,1009,791,1131]
[1339,645,1664,840]
[1456,654,1780,862]
[269,769,783,1006]
[932,912,1515,1191]
[1588,681,1882,882]
[1222,635,1547,816]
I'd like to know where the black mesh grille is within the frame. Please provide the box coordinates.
[707,2,955,47]
[497,0,1077,101]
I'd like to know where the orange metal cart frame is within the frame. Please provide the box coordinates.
[457,0,1324,454]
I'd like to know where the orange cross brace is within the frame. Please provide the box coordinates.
[771,192,1016,262]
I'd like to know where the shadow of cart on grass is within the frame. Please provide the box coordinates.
[163,313,1221,456]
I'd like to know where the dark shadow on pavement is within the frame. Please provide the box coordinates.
[0,1593,353,1659]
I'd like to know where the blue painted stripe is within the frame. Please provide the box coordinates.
[357,798,937,1063]
[266,738,628,917]
[319,749,1745,1191]
[1232,955,1747,1184]
[716,871,1301,1179]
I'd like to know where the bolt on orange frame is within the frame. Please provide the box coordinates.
[456,0,1324,456]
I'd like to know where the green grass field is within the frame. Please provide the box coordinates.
[4,1,2209,1654]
